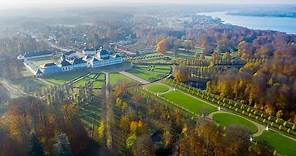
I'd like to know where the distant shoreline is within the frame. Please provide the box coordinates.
[197,11,296,34]
[227,12,296,19]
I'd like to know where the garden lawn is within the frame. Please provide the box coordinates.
[161,90,216,115]
[93,73,105,89]
[212,113,258,134]
[109,72,134,85]
[127,65,171,82]
[147,84,169,93]
[73,73,96,87]
[43,71,89,85]
[256,131,296,156]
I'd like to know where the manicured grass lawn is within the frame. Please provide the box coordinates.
[74,78,90,87]
[128,65,171,82]
[147,84,170,93]
[43,71,89,85]
[109,72,134,85]
[212,113,258,134]
[73,73,105,89]
[256,131,296,156]
[161,90,216,115]
[93,73,105,89]
[73,74,95,87]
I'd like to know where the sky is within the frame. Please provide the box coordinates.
[0,0,296,9]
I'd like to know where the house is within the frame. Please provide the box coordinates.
[97,49,110,60]
[41,63,62,75]
[82,48,97,55]
[72,57,88,69]
[18,50,54,60]
[27,48,124,76]
[59,55,74,72]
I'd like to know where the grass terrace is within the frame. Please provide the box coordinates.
[109,72,134,85]
[146,84,170,93]
[161,90,216,115]
[43,70,89,85]
[256,131,296,156]
[127,65,171,82]
[212,113,258,134]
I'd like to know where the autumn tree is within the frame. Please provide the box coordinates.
[132,134,155,156]
[156,38,167,54]
[172,65,190,82]
[53,133,73,156]
[28,133,45,156]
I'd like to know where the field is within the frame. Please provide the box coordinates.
[146,84,170,93]
[212,113,258,134]
[43,70,89,85]
[161,90,216,114]
[127,65,171,82]
[256,131,296,156]
[109,72,134,85]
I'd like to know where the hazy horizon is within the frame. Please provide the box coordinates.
[1,0,296,9]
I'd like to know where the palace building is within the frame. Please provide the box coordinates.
[21,48,123,77]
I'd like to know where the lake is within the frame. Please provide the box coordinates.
[198,12,296,34]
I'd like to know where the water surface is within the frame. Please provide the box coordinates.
[199,12,296,34]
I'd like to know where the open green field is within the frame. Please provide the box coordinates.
[147,84,170,93]
[212,113,258,134]
[109,72,134,85]
[127,65,171,82]
[43,70,89,85]
[256,131,296,156]
[161,90,216,115]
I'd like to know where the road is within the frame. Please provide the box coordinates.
[0,79,27,98]
[104,72,113,150]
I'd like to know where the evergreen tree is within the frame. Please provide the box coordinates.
[53,133,73,156]
[28,133,45,156]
